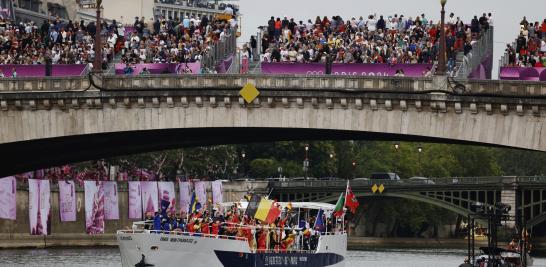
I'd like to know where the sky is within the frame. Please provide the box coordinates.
[235,0,546,79]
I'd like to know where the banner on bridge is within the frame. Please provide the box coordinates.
[128,181,142,219]
[58,181,77,222]
[84,181,105,234]
[194,181,207,207]
[179,181,191,216]
[28,179,51,235]
[0,176,16,220]
[212,180,223,205]
[261,63,433,77]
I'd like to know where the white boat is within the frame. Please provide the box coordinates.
[474,247,533,267]
[117,202,347,267]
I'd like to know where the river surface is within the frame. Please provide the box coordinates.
[0,248,546,267]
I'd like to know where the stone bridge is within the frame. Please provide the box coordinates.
[269,176,546,229]
[0,74,545,176]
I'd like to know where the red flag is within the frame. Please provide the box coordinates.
[344,183,359,214]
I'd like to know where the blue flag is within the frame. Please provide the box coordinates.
[188,191,202,214]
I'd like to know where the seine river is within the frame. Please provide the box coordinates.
[0,248,545,267]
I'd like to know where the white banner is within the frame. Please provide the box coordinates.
[84,181,104,234]
[103,181,119,220]
[58,181,76,222]
[194,181,207,207]
[128,181,142,219]
[212,180,223,204]
[158,181,176,214]
[0,176,16,220]
[179,181,191,215]
[141,181,158,217]
[28,179,51,235]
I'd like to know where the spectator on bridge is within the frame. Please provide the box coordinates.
[503,17,546,67]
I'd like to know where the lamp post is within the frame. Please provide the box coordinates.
[241,150,246,178]
[418,145,423,176]
[329,153,334,178]
[93,0,103,72]
[394,142,400,175]
[351,160,356,179]
[303,144,310,179]
[437,0,448,75]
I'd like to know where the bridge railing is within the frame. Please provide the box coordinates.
[271,176,540,188]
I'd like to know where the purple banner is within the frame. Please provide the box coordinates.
[0,64,87,77]
[103,181,119,220]
[194,181,207,207]
[128,181,142,219]
[28,179,51,235]
[216,55,234,74]
[84,181,105,235]
[212,180,223,204]
[115,63,201,75]
[179,181,191,216]
[261,63,433,77]
[158,182,176,214]
[0,176,16,220]
[500,67,546,81]
[58,181,76,222]
[141,181,158,217]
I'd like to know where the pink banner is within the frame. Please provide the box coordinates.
[103,182,119,220]
[158,182,176,214]
[58,181,76,222]
[179,181,191,215]
[0,176,16,220]
[194,181,207,206]
[84,181,105,234]
[128,181,142,219]
[212,180,223,204]
[141,181,158,217]
[28,179,51,235]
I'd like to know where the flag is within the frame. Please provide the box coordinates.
[245,194,280,223]
[333,193,345,217]
[345,181,359,214]
[314,209,325,230]
[188,191,202,214]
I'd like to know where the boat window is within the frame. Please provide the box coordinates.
[151,246,159,251]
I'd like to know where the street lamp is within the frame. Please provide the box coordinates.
[394,142,400,175]
[437,0,448,75]
[93,0,103,72]
[303,144,310,179]
[241,150,246,178]
[417,145,423,176]
[352,160,357,179]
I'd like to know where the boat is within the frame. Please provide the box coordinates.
[117,202,347,267]
[473,247,533,267]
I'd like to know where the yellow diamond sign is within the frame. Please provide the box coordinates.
[240,83,260,104]
[371,184,378,194]
[378,184,385,194]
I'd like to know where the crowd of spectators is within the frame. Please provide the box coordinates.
[260,13,492,71]
[0,12,237,70]
[504,17,546,67]
[120,15,237,66]
[155,0,239,15]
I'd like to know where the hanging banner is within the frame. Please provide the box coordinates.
[194,181,207,207]
[128,181,142,219]
[141,181,158,217]
[158,182,176,214]
[0,176,16,220]
[84,181,105,234]
[212,180,223,204]
[103,181,119,220]
[179,181,191,216]
[58,181,76,222]
[28,179,51,235]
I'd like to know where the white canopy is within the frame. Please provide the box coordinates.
[220,201,336,211]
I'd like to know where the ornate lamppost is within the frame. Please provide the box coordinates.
[93,0,103,72]
[436,0,448,75]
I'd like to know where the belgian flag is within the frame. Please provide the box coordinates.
[245,194,280,224]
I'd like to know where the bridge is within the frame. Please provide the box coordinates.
[0,74,545,176]
[269,176,546,229]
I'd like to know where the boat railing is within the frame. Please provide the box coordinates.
[117,229,249,242]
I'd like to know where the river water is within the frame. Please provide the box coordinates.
[0,248,545,267]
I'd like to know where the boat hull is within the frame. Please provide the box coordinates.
[117,232,346,267]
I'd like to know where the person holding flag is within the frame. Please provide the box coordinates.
[333,181,360,217]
